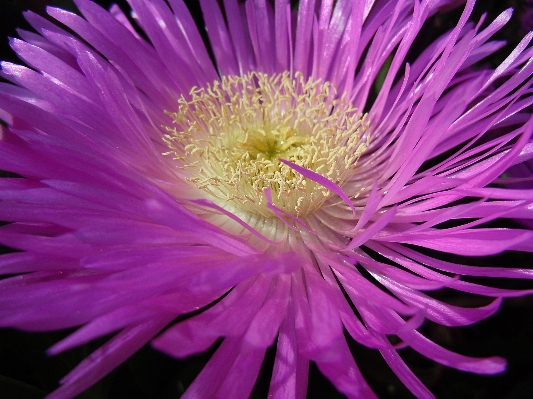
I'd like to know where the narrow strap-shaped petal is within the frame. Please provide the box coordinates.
[268,300,309,399]
[45,315,174,399]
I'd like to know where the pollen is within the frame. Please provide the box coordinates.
[164,71,369,218]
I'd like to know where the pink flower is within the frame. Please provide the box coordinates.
[1,0,533,398]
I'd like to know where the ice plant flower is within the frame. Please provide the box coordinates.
[1,0,533,398]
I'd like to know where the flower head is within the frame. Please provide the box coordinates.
[1,0,533,398]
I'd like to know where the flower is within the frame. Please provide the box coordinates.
[1,0,533,398]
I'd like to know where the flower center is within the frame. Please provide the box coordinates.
[164,71,369,217]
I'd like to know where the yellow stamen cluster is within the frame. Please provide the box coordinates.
[164,71,368,217]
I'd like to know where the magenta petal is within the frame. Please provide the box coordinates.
[45,316,174,399]
[380,344,436,399]
[268,303,309,399]
[381,228,533,256]
[399,329,507,375]
[314,334,378,399]
[244,274,291,347]
[152,277,270,358]
[180,337,266,399]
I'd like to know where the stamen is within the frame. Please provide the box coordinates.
[164,71,369,217]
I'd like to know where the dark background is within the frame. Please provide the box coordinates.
[1,0,533,398]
